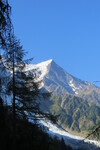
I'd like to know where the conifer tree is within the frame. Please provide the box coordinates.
[3,32,57,149]
[0,0,11,48]
[0,1,57,149]
[0,55,9,102]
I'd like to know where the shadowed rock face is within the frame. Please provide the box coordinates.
[43,60,89,95]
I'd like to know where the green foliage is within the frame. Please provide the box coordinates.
[49,94,100,135]
[79,90,100,107]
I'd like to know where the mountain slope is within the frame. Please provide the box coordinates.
[26,59,100,134]
[49,94,100,134]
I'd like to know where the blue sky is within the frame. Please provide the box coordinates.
[9,0,100,85]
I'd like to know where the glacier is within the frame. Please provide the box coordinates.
[39,120,100,150]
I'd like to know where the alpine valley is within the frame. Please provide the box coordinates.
[26,59,100,135]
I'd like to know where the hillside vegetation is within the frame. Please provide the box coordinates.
[48,94,100,136]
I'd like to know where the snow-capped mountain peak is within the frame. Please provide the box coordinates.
[25,59,54,84]
[26,59,52,71]
[26,59,100,96]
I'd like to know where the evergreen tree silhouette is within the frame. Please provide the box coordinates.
[0,0,11,48]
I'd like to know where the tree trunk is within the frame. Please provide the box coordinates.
[12,50,16,150]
